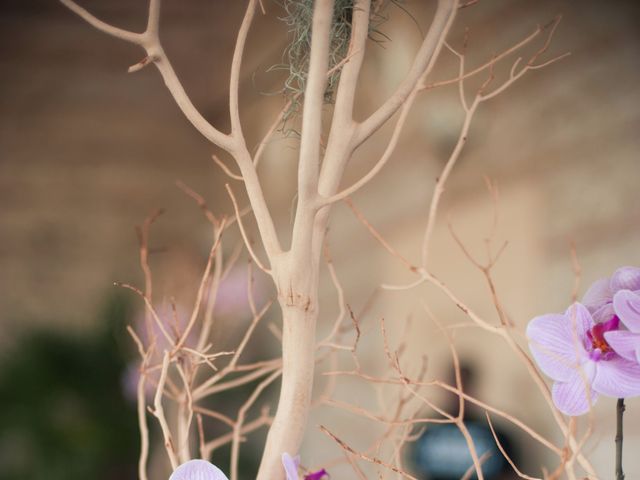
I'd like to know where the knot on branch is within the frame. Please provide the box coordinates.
[128,54,159,73]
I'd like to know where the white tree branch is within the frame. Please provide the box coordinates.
[320,86,418,206]
[316,0,370,201]
[421,96,479,267]
[59,0,234,151]
[146,0,161,37]
[60,0,283,263]
[150,55,235,151]
[60,0,143,43]
[355,0,458,148]
[233,147,283,259]
[225,183,272,274]
[229,0,258,136]
[290,0,335,255]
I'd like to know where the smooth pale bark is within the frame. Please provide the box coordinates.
[256,1,333,477]
[256,254,320,480]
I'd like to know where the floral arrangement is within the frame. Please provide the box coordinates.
[56,0,632,478]
[528,266,640,477]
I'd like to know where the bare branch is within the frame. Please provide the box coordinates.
[135,208,164,346]
[212,154,244,182]
[486,413,541,480]
[151,352,179,469]
[194,300,274,399]
[318,243,347,345]
[225,183,272,274]
[290,0,335,257]
[203,409,272,459]
[355,0,458,147]
[345,197,418,272]
[229,0,257,136]
[173,221,226,352]
[421,96,479,267]
[423,21,548,90]
[135,351,152,480]
[318,0,371,193]
[116,282,176,345]
[231,369,282,480]
[320,425,420,480]
[321,86,419,205]
[60,0,235,151]
[60,0,143,43]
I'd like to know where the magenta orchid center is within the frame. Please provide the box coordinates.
[586,316,619,361]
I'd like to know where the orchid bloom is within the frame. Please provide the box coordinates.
[282,453,329,480]
[606,289,640,364]
[582,266,640,322]
[582,266,640,364]
[527,302,640,416]
[169,459,228,480]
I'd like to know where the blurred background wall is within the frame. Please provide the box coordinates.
[1,0,639,478]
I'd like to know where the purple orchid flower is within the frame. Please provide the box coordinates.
[582,266,640,322]
[282,453,300,480]
[169,459,229,480]
[582,265,640,367]
[606,289,640,364]
[527,302,640,416]
[282,453,329,480]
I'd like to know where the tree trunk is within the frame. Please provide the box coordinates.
[256,255,320,480]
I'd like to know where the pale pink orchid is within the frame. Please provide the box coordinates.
[168,455,328,480]
[169,459,228,480]
[582,266,640,322]
[282,453,329,480]
[581,265,640,371]
[527,302,640,416]
[606,289,640,364]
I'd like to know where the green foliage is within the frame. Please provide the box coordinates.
[0,294,138,480]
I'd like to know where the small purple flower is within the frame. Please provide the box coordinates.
[527,303,640,416]
[169,459,228,480]
[282,453,329,480]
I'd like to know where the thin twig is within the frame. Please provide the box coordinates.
[486,413,541,480]
[212,154,244,182]
[151,351,179,469]
[231,369,282,480]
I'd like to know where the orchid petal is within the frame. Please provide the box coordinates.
[551,364,597,416]
[590,303,615,323]
[563,303,593,338]
[282,453,300,480]
[527,308,590,382]
[613,290,640,332]
[527,314,580,381]
[604,330,640,362]
[582,277,612,312]
[611,266,640,292]
[169,460,229,480]
[592,356,640,398]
